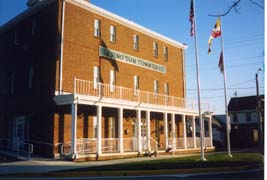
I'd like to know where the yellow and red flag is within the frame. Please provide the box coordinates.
[208,18,221,54]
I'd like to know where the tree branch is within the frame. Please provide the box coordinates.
[208,0,241,17]
[249,0,264,9]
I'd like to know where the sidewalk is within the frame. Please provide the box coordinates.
[0,153,199,175]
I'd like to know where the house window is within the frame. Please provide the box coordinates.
[93,66,99,89]
[133,34,139,50]
[153,42,158,57]
[134,75,139,95]
[154,80,159,97]
[93,116,97,138]
[32,19,37,35]
[110,25,116,43]
[94,19,101,37]
[108,117,115,138]
[29,65,34,89]
[163,46,168,61]
[246,112,251,122]
[110,69,115,92]
[233,113,238,123]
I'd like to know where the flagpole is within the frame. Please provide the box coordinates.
[219,15,232,157]
[192,0,206,161]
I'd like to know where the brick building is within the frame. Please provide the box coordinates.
[0,0,214,160]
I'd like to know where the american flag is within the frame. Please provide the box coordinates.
[189,0,194,37]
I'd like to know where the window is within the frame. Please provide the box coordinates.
[154,80,159,97]
[233,113,238,123]
[110,69,115,92]
[94,19,101,37]
[164,83,169,96]
[134,75,139,95]
[93,116,97,138]
[246,112,251,122]
[153,42,158,57]
[32,19,37,35]
[163,46,168,61]
[108,117,115,138]
[14,31,20,45]
[29,65,34,89]
[93,66,99,89]
[110,25,116,43]
[10,72,15,94]
[133,34,139,50]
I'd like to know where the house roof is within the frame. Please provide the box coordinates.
[228,95,264,112]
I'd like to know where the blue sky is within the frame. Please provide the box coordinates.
[0,0,264,114]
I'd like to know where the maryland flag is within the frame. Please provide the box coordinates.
[208,18,221,54]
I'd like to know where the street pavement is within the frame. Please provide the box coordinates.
[0,153,199,175]
[0,168,264,180]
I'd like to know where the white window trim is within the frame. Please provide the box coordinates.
[110,25,116,43]
[164,46,168,61]
[133,34,139,50]
[94,19,100,37]
[134,75,139,95]
[153,42,158,57]
[154,80,158,97]
[110,69,115,92]
[93,66,99,89]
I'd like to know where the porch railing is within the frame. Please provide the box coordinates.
[74,78,210,111]
[123,138,138,152]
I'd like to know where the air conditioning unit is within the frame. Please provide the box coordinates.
[26,0,43,7]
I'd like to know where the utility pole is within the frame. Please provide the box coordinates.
[255,68,263,152]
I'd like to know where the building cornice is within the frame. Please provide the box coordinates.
[0,0,57,33]
[66,0,187,50]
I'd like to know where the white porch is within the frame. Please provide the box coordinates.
[54,78,214,160]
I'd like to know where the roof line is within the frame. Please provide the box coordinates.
[67,0,187,49]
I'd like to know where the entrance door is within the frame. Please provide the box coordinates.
[132,118,147,151]
[12,116,25,150]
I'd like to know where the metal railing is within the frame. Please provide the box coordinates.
[0,138,33,159]
[123,138,138,152]
[150,137,159,153]
[102,138,119,153]
[74,78,210,111]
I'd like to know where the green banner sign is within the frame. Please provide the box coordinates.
[99,46,166,73]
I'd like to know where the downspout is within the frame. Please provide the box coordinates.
[59,0,65,95]
[182,48,187,99]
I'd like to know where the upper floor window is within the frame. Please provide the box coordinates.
[94,19,101,37]
[154,80,159,97]
[110,69,115,92]
[246,112,251,122]
[134,75,139,95]
[233,113,238,123]
[110,25,116,43]
[10,72,15,94]
[164,83,169,96]
[153,42,158,57]
[133,34,139,50]
[14,31,21,45]
[32,19,37,35]
[29,65,34,89]
[93,66,99,89]
[163,46,168,61]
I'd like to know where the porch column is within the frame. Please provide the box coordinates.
[208,116,213,147]
[182,114,187,149]
[136,109,142,153]
[97,105,102,156]
[71,102,77,158]
[146,111,151,152]
[118,108,123,153]
[164,112,168,150]
[192,116,197,148]
[171,113,176,150]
